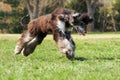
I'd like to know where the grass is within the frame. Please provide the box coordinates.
[0,33,120,80]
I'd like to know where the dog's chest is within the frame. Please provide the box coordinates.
[57,20,65,32]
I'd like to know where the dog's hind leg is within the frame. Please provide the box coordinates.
[14,31,34,55]
[22,33,47,56]
[22,37,38,56]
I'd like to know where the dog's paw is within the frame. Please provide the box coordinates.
[14,45,23,55]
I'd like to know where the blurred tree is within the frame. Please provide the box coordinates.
[85,0,98,32]
[25,0,39,20]
[3,0,20,7]
[65,0,87,12]
[0,0,27,33]
[114,0,120,13]
[25,0,65,20]
[98,0,117,32]
[113,0,120,31]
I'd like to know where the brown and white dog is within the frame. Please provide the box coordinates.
[14,8,93,60]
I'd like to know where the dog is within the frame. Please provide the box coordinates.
[14,7,93,60]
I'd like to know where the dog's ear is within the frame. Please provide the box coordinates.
[51,13,57,20]
[52,13,71,22]
[79,13,93,24]
[72,12,81,17]
[57,14,65,21]
[51,13,64,21]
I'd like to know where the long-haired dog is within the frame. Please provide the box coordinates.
[14,8,93,60]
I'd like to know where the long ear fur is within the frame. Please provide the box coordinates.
[79,13,93,24]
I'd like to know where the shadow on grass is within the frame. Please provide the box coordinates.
[74,57,88,61]
[74,57,120,61]
[95,57,115,60]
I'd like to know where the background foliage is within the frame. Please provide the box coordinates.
[0,0,120,33]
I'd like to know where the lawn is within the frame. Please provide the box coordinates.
[0,33,120,80]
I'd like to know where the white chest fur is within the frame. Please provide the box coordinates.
[57,20,65,32]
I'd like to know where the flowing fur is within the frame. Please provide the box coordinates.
[14,8,93,60]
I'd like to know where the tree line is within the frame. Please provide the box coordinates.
[0,0,120,33]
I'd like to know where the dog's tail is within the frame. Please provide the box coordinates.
[20,14,30,28]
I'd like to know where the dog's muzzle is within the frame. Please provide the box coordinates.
[74,25,86,36]
[69,17,86,36]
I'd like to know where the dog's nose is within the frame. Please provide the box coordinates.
[65,51,74,60]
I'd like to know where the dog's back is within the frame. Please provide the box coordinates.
[52,7,75,15]
[27,14,53,36]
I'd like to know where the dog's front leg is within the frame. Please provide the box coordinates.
[66,38,76,60]
[53,30,75,60]
[65,32,76,51]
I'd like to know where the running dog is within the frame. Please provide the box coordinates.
[14,8,93,60]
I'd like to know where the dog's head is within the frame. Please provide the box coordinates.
[69,13,93,35]
[52,8,93,36]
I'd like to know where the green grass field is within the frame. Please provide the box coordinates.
[0,33,120,80]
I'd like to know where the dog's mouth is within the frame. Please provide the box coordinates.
[74,26,85,36]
